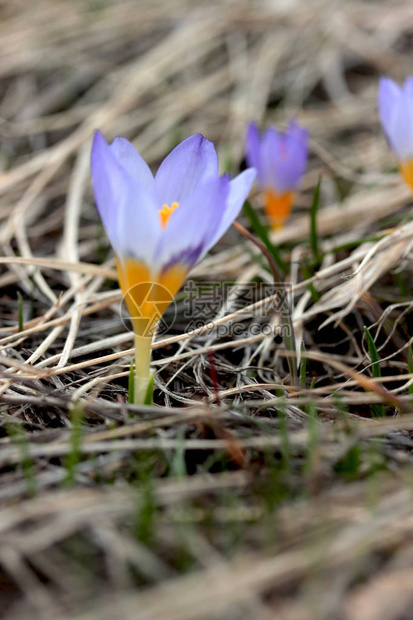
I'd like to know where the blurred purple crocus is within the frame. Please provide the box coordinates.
[91,130,255,403]
[245,121,308,229]
[378,76,413,190]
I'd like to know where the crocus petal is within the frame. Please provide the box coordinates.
[244,120,308,229]
[273,124,308,193]
[155,174,230,273]
[110,137,154,194]
[245,122,263,184]
[118,184,161,267]
[209,168,256,249]
[378,77,401,124]
[378,77,401,144]
[91,130,161,263]
[91,131,124,250]
[260,128,282,189]
[155,134,219,205]
[377,77,413,160]
[288,120,308,146]
[385,93,413,161]
[253,122,308,195]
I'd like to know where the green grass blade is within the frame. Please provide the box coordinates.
[243,200,287,274]
[171,428,187,478]
[64,402,84,487]
[278,407,291,472]
[17,291,24,332]
[234,218,297,386]
[7,422,37,497]
[300,261,320,302]
[144,372,155,406]
[364,327,385,417]
[304,401,319,478]
[310,177,322,262]
[299,341,307,391]
[364,327,381,379]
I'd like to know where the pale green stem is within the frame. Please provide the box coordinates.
[134,334,153,405]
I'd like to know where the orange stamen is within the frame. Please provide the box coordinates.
[159,201,179,227]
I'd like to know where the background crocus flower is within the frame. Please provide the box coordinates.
[378,77,413,190]
[245,121,308,230]
[91,130,255,403]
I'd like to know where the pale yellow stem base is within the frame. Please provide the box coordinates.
[134,334,153,405]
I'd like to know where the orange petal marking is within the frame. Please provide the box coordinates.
[116,257,153,335]
[400,159,413,192]
[116,256,188,336]
[264,189,294,230]
[158,263,188,301]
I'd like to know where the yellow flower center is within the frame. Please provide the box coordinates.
[159,201,179,227]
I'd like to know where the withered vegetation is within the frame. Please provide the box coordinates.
[1,1,413,618]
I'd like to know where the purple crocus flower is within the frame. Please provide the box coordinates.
[378,76,413,189]
[91,131,255,403]
[245,121,308,229]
